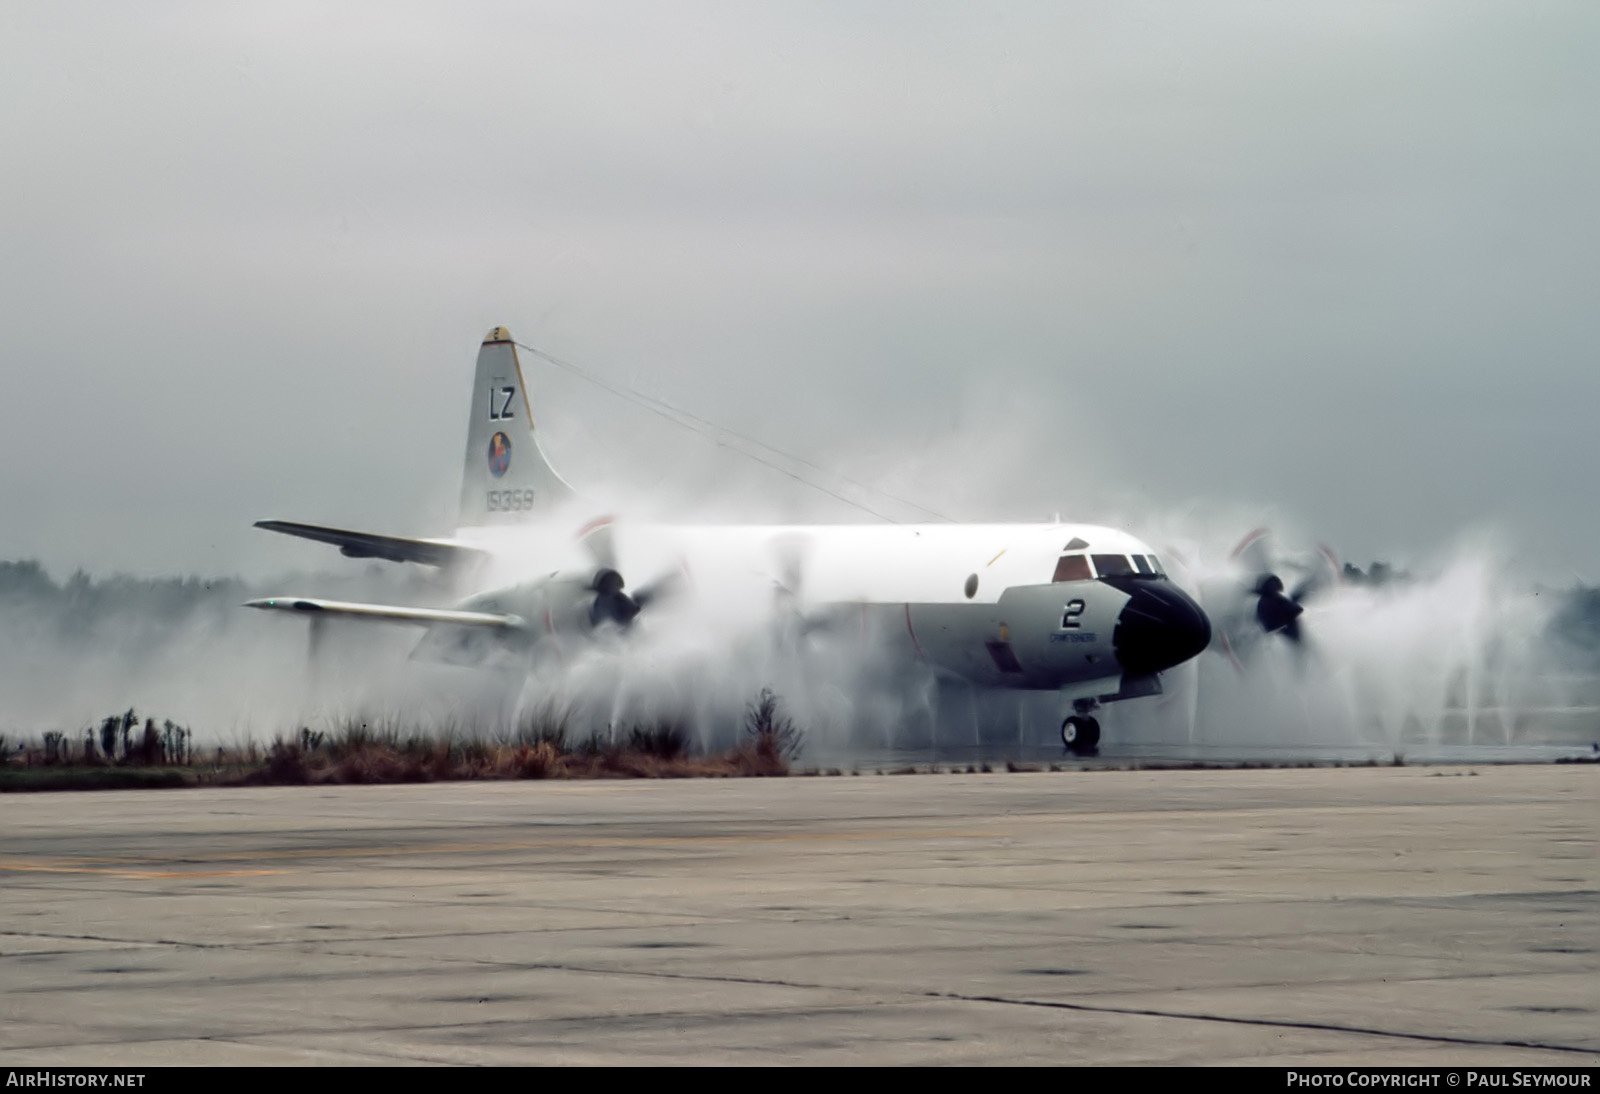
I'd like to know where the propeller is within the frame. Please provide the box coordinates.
[577,516,620,572]
[764,533,862,643]
[588,567,641,627]
[1226,528,1340,655]
[576,516,684,630]
[769,532,810,602]
[764,532,819,636]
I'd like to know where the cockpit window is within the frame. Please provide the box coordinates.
[1102,554,1167,579]
[1052,554,1092,583]
[1092,554,1134,577]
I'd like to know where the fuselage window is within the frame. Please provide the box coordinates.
[1092,554,1134,577]
[1052,554,1092,583]
[1147,555,1165,576]
[1132,554,1153,575]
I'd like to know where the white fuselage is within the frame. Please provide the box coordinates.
[453,519,1179,695]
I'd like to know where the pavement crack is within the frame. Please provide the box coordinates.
[377,954,1599,1058]
[925,991,1598,1057]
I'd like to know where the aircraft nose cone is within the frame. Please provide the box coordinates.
[1103,578,1212,677]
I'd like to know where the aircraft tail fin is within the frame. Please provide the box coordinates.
[459,327,576,525]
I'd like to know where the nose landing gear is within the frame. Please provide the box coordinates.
[1061,715,1101,755]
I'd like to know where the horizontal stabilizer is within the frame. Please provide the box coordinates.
[254,520,485,569]
[243,596,521,629]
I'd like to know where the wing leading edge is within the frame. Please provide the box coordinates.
[254,520,486,569]
[243,597,521,629]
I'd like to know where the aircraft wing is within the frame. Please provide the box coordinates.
[254,520,486,569]
[243,597,522,629]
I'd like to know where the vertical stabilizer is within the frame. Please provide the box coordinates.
[458,327,576,526]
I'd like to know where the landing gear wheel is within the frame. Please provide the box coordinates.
[1061,716,1101,756]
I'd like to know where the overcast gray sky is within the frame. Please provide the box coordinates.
[2,2,1596,580]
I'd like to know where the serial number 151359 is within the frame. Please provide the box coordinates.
[487,489,536,512]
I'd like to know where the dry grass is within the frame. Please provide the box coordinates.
[235,723,794,786]
[4,692,810,790]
